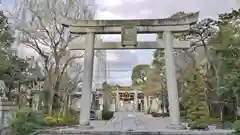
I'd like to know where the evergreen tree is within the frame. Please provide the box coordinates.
[183,66,210,129]
[0,10,14,72]
[0,10,29,100]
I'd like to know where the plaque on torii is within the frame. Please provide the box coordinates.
[121,25,137,47]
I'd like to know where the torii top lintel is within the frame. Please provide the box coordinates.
[60,12,199,34]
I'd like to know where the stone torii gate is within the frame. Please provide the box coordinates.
[61,12,199,129]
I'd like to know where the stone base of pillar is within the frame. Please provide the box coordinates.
[166,124,186,130]
[95,110,102,120]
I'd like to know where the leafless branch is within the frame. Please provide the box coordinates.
[27,8,55,46]
[55,55,84,90]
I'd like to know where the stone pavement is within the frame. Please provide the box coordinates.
[103,112,170,131]
[35,112,234,135]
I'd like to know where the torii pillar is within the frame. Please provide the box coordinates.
[79,32,95,126]
[163,31,182,128]
[61,12,199,129]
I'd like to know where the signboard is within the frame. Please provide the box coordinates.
[121,25,137,47]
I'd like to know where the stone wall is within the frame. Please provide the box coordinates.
[0,100,15,127]
[0,100,16,135]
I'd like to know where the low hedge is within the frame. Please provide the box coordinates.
[151,112,169,117]
[102,111,114,120]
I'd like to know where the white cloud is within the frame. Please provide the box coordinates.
[96,10,124,20]
[96,9,141,64]
[139,9,152,16]
[100,0,124,8]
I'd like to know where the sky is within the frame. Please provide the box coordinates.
[94,0,236,85]
[0,0,238,86]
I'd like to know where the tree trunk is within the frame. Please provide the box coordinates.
[91,93,96,110]
[103,91,111,112]
[165,97,169,113]
[236,94,240,120]
[48,89,54,115]
[6,85,13,101]
[147,100,153,114]
[62,94,69,117]
[144,96,152,114]
[144,96,148,113]
[17,82,21,109]
[161,91,165,113]
[220,106,223,122]
[35,94,40,110]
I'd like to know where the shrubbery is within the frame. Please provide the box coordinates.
[151,112,169,117]
[10,108,78,135]
[233,120,240,134]
[183,68,210,130]
[222,121,233,129]
[44,114,77,127]
[207,118,220,125]
[10,108,46,135]
[102,110,114,120]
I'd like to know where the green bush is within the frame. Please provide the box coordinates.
[151,112,160,117]
[10,108,78,135]
[102,111,114,120]
[187,109,209,130]
[10,108,47,135]
[151,112,169,117]
[44,115,58,126]
[183,70,210,130]
[222,121,233,129]
[44,113,78,127]
[180,110,186,117]
[233,120,240,132]
[207,118,220,125]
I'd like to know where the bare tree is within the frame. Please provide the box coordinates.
[58,63,83,117]
[9,0,96,115]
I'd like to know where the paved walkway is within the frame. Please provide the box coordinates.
[54,112,171,132]
[103,112,170,131]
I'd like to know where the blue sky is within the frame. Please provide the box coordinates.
[0,0,237,86]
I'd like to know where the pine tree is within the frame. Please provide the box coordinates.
[183,66,210,129]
